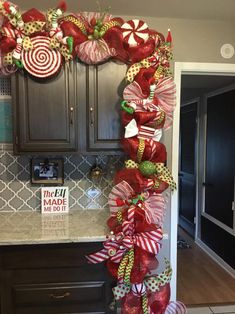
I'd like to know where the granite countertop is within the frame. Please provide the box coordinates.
[0,209,110,246]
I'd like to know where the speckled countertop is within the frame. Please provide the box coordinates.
[0,209,110,246]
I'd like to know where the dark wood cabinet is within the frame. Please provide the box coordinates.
[77,62,126,153]
[0,243,116,314]
[12,61,127,154]
[12,64,77,153]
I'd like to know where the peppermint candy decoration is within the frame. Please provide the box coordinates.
[131,283,146,296]
[165,301,187,314]
[121,19,149,47]
[22,36,62,78]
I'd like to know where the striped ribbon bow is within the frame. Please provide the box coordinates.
[124,118,162,142]
[86,206,163,264]
[108,181,166,225]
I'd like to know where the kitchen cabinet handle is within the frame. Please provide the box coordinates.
[90,107,94,126]
[49,292,70,299]
[70,107,74,125]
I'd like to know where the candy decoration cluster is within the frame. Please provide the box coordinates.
[0,1,186,312]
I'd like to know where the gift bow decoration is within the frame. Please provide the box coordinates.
[123,77,176,129]
[108,180,166,226]
[86,206,163,264]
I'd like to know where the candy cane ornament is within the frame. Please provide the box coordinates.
[49,1,73,54]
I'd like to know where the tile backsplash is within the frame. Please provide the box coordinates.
[0,147,123,212]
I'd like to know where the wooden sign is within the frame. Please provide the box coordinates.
[41,187,69,214]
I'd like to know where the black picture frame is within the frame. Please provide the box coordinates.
[31,158,64,185]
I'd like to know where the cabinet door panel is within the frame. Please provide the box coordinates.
[12,65,77,152]
[0,243,116,314]
[1,243,102,269]
[13,281,106,310]
[87,62,127,152]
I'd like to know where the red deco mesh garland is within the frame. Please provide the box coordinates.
[0,1,186,312]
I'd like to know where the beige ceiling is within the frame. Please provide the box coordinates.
[14,0,235,21]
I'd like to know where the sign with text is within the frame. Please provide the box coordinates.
[41,187,69,214]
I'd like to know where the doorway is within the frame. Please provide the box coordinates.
[170,62,235,302]
[178,73,235,305]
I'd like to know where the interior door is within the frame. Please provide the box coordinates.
[202,87,235,234]
[179,100,198,237]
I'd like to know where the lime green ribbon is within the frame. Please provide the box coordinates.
[113,259,172,300]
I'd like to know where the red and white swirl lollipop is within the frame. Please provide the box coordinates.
[22,36,62,78]
[121,19,149,47]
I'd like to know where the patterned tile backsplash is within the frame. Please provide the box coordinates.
[0,146,123,212]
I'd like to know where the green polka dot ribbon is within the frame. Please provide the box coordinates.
[125,158,177,190]
[156,163,177,191]
[113,258,172,301]
[145,259,172,292]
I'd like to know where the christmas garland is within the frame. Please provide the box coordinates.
[0,1,186,313]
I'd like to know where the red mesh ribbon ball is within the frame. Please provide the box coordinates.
[21,8,47,37]
[127,37,155,64]
[121,291,143,314]
[122,137,167,164]
[120,282,170,314]
[0,36,16,54]
[22,8,46,23]
[134,67,156,97]
[148,283,171,314]
[107,246,158,284]
[103,26,129,63]
[0,20,16,53]
[59,15,88,53]
[114,168,153,194]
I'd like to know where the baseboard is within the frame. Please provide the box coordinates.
[195,238,235,278]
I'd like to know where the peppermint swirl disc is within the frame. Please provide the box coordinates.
[121,19,149,47]
[22,36,62,78]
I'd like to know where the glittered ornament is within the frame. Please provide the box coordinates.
[139,160,156,177]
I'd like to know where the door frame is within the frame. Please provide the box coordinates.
[178,97,200,238]
[170,62,235,300]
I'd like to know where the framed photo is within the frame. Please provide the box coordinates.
[31,158,64,185]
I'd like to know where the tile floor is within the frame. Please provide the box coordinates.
[187,304,235,314]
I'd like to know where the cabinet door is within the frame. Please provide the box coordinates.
[81,62,127,153]
[0,243,116,314]
[12,65,77,153]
